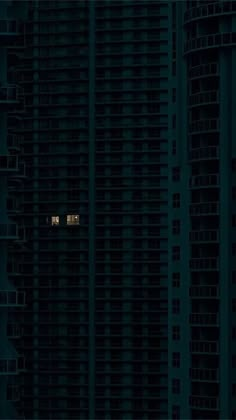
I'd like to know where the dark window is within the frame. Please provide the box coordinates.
[172,299,180,314]
[172,219,180,235]
[172,167,180,182]
[232,215,236,227]
[232,327,236,339]
[232,159,236,171]
[172,326,180,340]
[232,271,236,284]
[232,384,236,397]
[172,272,180,287]
[172,352,180,368]
[172,405,180,420]
[232,187,236,200]
[173,193,180,208]
[172,378,180,394]
[172,246,180,261]
[232,299,236,312]
[233,244,236,256]
[172,140,176,155]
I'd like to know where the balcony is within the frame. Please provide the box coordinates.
[189,119,219,134]
[0,290,25,307]
[190,340,219,354]
[184,2,236,24]
[189,395,219,410]
[0,155,18,174]
[7,385,20,402]
[189,146,219,161]
[190,313,219,325]
[7,133,21,152]
[0,359,18,375]
[7,197,22,214]
[190,285,219,298]
[189,230,219,242]
[0,223,18,240]
[189,174,219,188]
[15,227,26,243]
[7,323,22,338]
[7,261,20,276]
[0,20,21,45]
[189,63,219,79]
[189,91,219,107]
[190,257,219,271]
[0,85,24,109]
[184,33,236,55]
[190,367,219,382]
[190,202,219,216]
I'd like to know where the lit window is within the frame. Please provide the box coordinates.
[51,216,59,226]
[67,214,80,225]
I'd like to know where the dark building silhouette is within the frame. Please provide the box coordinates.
[1,0,236,419]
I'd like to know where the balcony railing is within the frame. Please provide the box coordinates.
[189,230,219,242]
[190,202,219,216]
[184,2,236,24]
[189,63,219,79]
[7,323,22,338]
[0,223,18,239]
[189,395,219,410]
[0,85,23,106]
[190,286,219,298]
[190,257,219,271]
[7,384,20,401]
[0,359,18,375]
[189,119,219,133]
[189,146,219,161]
[189,91,219,107]
[7,133,21,151]
[0,291,25,306]
[0,155,18,173]
[185,33,236,54]
[190,340,219,353]
[190,367,219,381]
[190,313,219,325]
[189,174,219,188]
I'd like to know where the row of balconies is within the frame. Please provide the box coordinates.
[190,340,219,354]
[189,230,219,242]
[189,63,218,79]
[190,257,219,271]
[190,202,219,216]
[190,286,219,298]
[190,313,218,325]
[189,395,219,410]
[189,146,219,161]
[0,291,25,306]
[190,367,219,382]
[189,118,219,133]
[185,33,236,55]
[189,174,219,188]
[0,224,25,241]
[189,91,219,107]
[0,357,25,375]
[184,2,236,24]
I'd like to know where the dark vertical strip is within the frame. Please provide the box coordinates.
[219,50,230,418]
[88,1,95,418]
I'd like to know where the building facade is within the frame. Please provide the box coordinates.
[11,1,170,419]
[169,1,236,419]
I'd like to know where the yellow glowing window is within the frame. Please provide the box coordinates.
[51,216,59,226]
[67,214,80,225]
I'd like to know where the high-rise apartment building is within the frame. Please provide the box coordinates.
[169,1,236,419]
[10,1,170,419]
[3,0,236,419]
